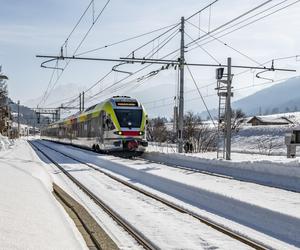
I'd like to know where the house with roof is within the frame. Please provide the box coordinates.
[247,116,293,126]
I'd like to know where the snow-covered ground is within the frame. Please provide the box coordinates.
[147,121,300,193]
[149,124,298,156]
[231,125,294,155]
[35,140,300,249]
[34,140,251,250]
[144,149,300,192]
[0,138,87,250]
[1,135,300,249]
[0,133,14,151]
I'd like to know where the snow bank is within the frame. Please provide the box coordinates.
[143,151,300,192]
[231,125,292,155]
[0,134,14,151]
[0,139,87,249]
[38,141,300,248]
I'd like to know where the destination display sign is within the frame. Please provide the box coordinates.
[116,102,138,107]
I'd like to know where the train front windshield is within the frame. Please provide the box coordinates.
[114,109,142,128]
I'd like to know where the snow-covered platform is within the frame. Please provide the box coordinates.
[0,139,87,250]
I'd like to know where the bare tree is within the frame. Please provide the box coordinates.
[220,108,246,133]
[231,109,246,133]
[183,111,201,141]
[147,117,168,142]
[257,137,282,155]
[182,112,217,153]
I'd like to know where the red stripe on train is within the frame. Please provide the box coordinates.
[122,131,140,136]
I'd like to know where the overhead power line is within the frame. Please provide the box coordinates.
[160,0,277,60]
[187,0,299,51]
[184,31,221,65]
[55,30,181,108]
[185,0,274,47]
[62,0,94,48]
[39,0,111,107]
[185,0,219,21]
[185,21,263,66]
[186,65,216,126]
[146,75,299,112]
[38,0,229,108]
[75,23,179,56]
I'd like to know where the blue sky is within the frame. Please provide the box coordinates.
[1,0,300,117]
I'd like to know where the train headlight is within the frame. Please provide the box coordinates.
[139,131,144,135]
[114,131,123,135]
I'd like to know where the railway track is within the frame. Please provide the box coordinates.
[29,140,157,250]
[47,139,294,193]
[30,139,270,250]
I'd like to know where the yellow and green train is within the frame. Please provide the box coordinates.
[41,96,148,155]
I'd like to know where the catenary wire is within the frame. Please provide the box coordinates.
[187,0,299,52]
[185,21,263,66]
[40,0,111,106]
[184,31,221,65]
[75,23,179,56]
[186,65,216,126]
[42,0,266,107]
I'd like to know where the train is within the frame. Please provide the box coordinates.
[41,96,148,156]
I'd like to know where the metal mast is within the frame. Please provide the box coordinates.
[17,100,20,137]
[178,16,185,153]
[225,57,232,160]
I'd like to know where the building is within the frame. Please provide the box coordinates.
[247,116,293,126]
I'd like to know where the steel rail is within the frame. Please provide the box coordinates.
[28,140,157,250]
[33,139,269,250]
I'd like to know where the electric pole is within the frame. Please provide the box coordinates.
[225,57,232,160]
[79,93,82,112]
[33,111,36,137]
[82,91,85,111]
[178,16,185,153]
[17,100,20,137]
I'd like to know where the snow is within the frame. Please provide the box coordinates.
[0,139,88,250]
[248,111,300,124]
[0,134,14,151]
[38,139,300,249]
[144,150,300,192]
[34,141,252,249]
[2,134,300,249]
[30,140,145,249]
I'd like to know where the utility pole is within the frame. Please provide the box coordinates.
[82,91,85,111]
[79,93,82,112]
[173,97,178,133]
[178,16,185,153]
[225,57,232,160]
[33,111,36,137]
[17,100,20,137]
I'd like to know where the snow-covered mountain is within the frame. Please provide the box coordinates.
[233,76,300,115]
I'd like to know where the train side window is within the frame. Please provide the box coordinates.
[83,122,88,137]
[105,116,115,131]
[91,117,98,137]
[78,122,82,137]
[101,111,106,129]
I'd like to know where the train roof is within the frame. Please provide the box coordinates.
[46,96,142,127]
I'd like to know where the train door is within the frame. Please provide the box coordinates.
[102,112,115,149]
[103,112,110,143]
[98,111,105,145]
